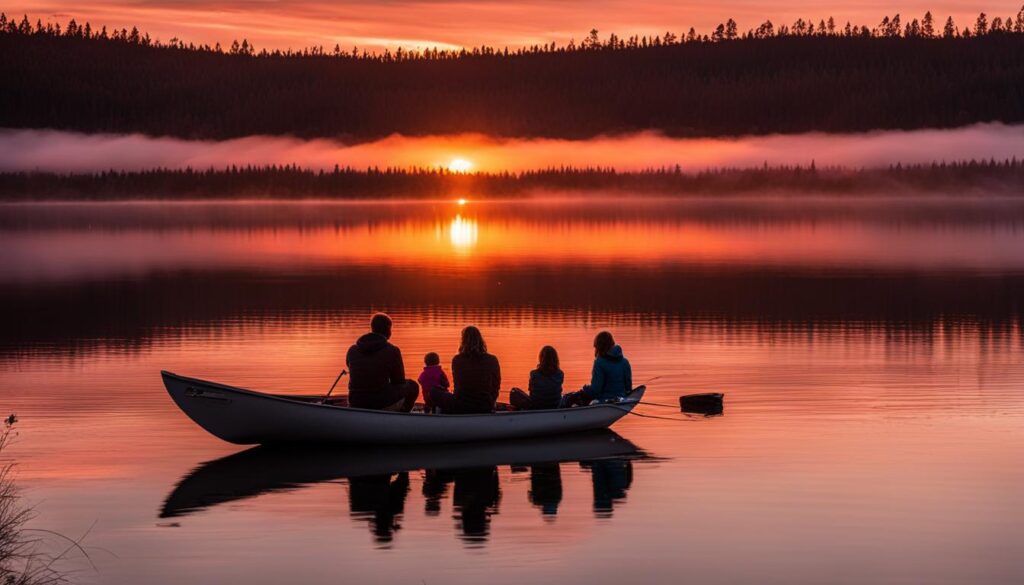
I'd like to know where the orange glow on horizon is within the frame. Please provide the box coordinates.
[448,158,473,173]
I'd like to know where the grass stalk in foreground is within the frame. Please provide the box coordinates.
[0,421,89,585]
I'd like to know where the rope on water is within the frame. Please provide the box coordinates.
[627,410,691,422]
[638,400,681,408]
[607,403,690,422]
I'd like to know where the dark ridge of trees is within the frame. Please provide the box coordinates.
[3,10,1024,140]
[6,10,1024,61]
[2,160,1024,200]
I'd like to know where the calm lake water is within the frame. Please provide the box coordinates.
[1,196,1023,584]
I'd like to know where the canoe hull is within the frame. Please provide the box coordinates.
[161,371,643,445]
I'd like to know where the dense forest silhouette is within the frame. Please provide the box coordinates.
[2,160,1023,200]
[3,11,1024,140]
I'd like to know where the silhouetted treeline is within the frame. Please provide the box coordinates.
[5,10,1024,59]
[3,160,1024,200]
[3,11,1024,139]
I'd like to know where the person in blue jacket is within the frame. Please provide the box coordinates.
[563,331,633,406]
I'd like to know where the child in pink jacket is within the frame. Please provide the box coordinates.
[417,352,449,413]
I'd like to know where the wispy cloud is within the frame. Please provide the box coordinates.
[3,124,1023,173]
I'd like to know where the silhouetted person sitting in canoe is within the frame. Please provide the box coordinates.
[429,326,500,414]
[417,351,449,414]
[563,331,633,407]
[346,313,419,412]
[509,345,564,410]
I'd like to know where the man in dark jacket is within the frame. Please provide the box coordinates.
[346,313,419,411]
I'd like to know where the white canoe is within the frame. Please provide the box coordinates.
[161,370,645,445]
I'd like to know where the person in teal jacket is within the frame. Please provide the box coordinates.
[563,331,633,406]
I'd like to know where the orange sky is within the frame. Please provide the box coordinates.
[5,1,1021,52]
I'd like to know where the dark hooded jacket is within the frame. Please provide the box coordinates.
[346,333,406,396]
[587,345,632,401]
[450,352,501,413]
[528,369,564,409]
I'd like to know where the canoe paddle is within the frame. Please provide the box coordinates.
[321,369,348,404]
[632,376,680,407]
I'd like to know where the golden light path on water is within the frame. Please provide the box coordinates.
[447,214,479,250]
[5,197,1024,283]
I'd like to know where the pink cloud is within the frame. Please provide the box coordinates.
[3,124,1023,173]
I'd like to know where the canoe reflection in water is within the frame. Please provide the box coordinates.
[347,472,410,544]
[161,430,645,545]
[528,463,562,516]
[583,459,634,518]
[346,467,503,545]
[422,467,502,545]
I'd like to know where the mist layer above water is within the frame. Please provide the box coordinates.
[2,124,1023,173]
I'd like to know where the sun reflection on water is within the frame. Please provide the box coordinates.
[449,214,479,250]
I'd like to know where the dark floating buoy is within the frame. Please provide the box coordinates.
[679,393,724,416]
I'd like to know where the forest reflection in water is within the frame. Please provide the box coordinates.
[2,196,1023,361]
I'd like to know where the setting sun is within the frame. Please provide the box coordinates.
[448,158,473,173]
